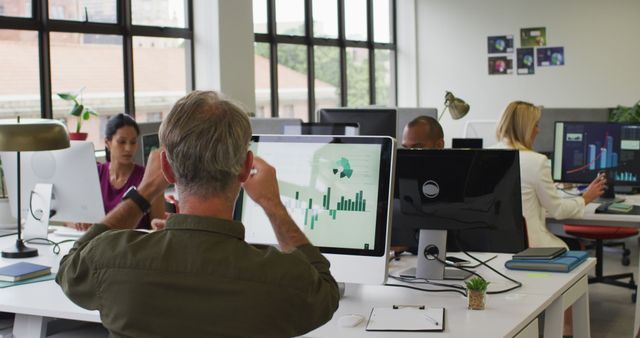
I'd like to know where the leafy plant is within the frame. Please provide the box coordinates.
[609,101,640,123]
[56,87,99,133]
[465,277,490,292]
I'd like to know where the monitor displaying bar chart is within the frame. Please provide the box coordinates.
[240,138,382,250]
[553,121,640,186]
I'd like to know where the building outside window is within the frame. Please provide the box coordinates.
[0,0,193,150]
[253,0,396,121]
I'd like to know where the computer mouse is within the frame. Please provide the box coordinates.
[338,314,364,328]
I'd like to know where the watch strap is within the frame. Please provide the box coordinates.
[123,186,151,214]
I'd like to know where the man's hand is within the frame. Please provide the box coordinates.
[242,156,283,212]
[241,156,308,252]
[138,149,170,202]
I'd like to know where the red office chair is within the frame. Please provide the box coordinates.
[563,224,638,302]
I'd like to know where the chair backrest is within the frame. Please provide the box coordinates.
[462,120,498,147]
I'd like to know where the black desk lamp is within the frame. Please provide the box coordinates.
[438,91,470,121]
[0,118,70,258]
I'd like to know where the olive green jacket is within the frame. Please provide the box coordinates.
[56,214,339,338]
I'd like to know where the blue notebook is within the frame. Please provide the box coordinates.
[0,262,51,282]
[505,251,588,273]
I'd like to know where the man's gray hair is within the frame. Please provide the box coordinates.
[159,91,252,198]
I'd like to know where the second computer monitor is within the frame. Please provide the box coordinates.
[451,138,483,149]
[553,121,640,187]
[392,148,526,254]
[318,108,396,138]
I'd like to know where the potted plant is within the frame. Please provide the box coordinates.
[57,87,98,140]
[465,277,490,310]
[609,101,640,123]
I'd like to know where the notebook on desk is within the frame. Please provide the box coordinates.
[366,306,445,332]
[505,251,588,273]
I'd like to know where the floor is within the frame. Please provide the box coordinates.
[588,235,638,338]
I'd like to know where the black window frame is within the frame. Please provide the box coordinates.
[0,0,195,119]
[255,0,397,121]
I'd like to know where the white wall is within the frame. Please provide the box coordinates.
[193,0,256,113]
[401,0,640,143]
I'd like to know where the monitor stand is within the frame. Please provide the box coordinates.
[23,183,53,240]
[400,229,472,280]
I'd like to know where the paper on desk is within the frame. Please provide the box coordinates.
[366,306,444,332]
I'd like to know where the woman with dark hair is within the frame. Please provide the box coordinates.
[69,113,164,230]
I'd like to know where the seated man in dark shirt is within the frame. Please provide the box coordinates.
[57,90,340,338]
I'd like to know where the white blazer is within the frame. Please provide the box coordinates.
[491,142,585,248]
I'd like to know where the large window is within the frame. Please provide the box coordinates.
[0,0,193,149]
[253,0,396,121]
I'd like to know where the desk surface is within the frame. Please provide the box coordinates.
[306,254,595,338]
[0,234,595,338]
[0,234,100,323]
[553,193,640,227]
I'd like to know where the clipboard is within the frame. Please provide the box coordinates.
[366,305,445,332]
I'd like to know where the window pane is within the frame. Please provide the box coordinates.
[375,49,393,106]
[0,0,31,17]
[254,42,271,117]
[276,0,304,36]
[49,0,117,23]
[253,0,268,34]
[314,46,340,113]
[313,0,337,38]
[0,30,39,118]
[50,33,124,150]
[373,0,392,43]
[346,47,369,107]
[132,0,187,28]
[133,37,188,123]
[277,44,308,120]
[345,0,367,41]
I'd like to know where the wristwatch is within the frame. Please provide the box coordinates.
[122,186,151,214]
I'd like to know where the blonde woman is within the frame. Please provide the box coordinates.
[493,101,606,248]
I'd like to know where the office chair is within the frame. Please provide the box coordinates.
[563,224,638,302]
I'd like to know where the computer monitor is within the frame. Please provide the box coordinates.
[250,117,302,134]
[392,148,526,280]
[134,121,162,166]
[235,135,396,284]
[318,108,396,138]
[451,138,483,149]
[552,121,640,192]
[141,133,160,166]
[0,141,105,225]
[283,122,359,136]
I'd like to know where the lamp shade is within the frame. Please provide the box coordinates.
[0,118,70,152]
[444,91,470,120]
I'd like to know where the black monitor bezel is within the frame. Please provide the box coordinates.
[234,134,395,257]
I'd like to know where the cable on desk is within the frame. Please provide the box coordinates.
[385,279,467,297]
[25,238,76,255]
[462,251,522,294]
[390,274,467,290]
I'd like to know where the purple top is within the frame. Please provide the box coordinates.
[97,162,151,229]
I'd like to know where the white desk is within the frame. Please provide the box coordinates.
[0,235,99,337]
[549,194,640,336]
[307,254,595,338]
[0,234,594,338]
